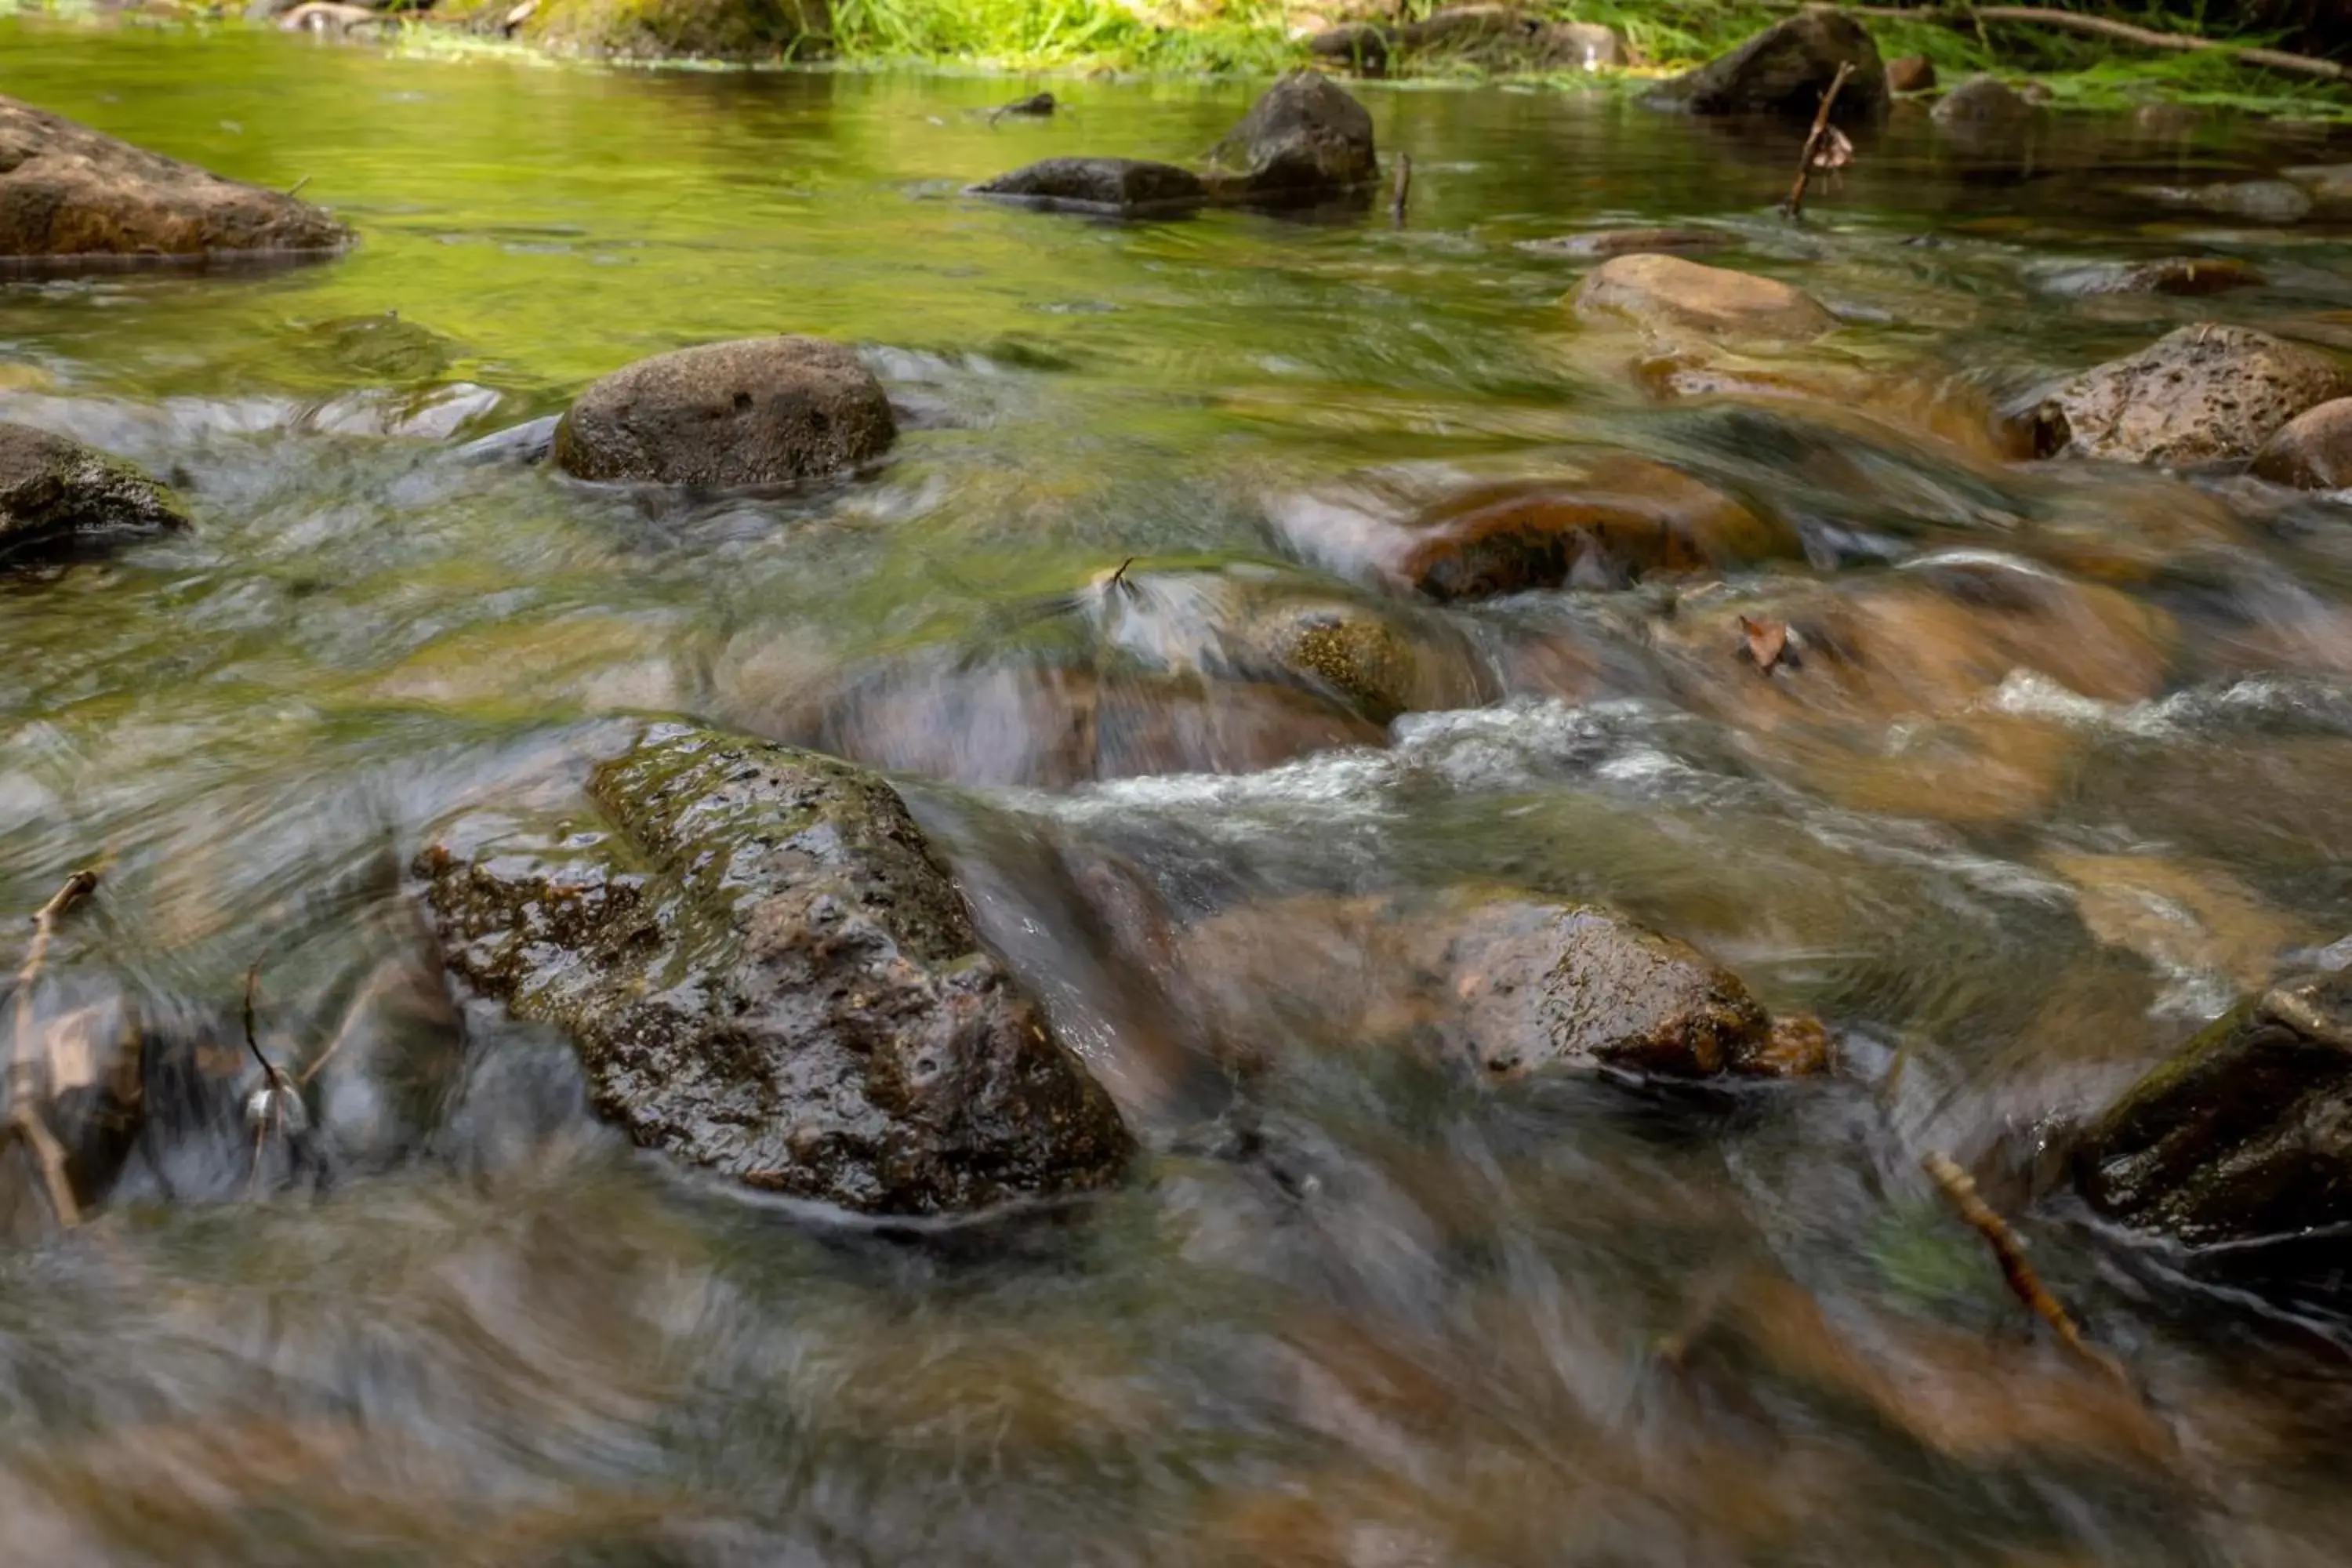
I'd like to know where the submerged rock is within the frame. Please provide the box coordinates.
[1207,70,1378,201]
[2031,324,2349,466]
[0,421,189,563]
[1275,456,1789,604]
[1516,227,1727,260]
[968,157,1208,216]
[2038,256,2263,298]
[1570,253,1837,342]
[797,661,1385,789]
[0,94,349,261]
[416,724,1134,1213]
[1175,886,1827,1083]
[2135,179,2313,225]
[2078,965,2352,1250]
[553,336,895,488]
[2251,397,2352,489]
[1645,8,1888,124]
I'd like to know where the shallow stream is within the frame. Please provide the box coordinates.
[6,21,2352,1563]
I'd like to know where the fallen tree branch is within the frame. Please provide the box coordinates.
[1922,1150,2132,1390]
[1831,4,2348,82]
[1389,152,1413,228]
[1783,61,1855,221]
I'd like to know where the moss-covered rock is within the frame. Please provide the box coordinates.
[2078,967,2352,1249]
[514,0,826,60]
[0,421,190,564]
[416,724,1134,1214]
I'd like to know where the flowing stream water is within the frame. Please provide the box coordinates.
[7,20,2352,1563]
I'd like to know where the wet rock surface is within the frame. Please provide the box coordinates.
[0,419,190,563]
[2136,179,2313,224]
[1931,74,2035,129]
[968,157,1207,216]
[1646,8,1888,123]
[1570,252,1838,342]
[1275,456,1792,603]
[1516,226,1727,260]
[1207,70,1377,201]
[2079,965,2352,1250]
[2251,397,2352,489]
[2038,256,2264,298]
[0,93,350,261]
[1174,886,1822,1083]
[2032,324,2349,466]
[416,724,1134,1213]
[552,335,895,488]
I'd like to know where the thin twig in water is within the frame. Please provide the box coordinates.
[287,174,311,198]
[1388,153,1412,228]
[1922,1150,2132,1390]
[9,869,100,1229]
[1105,557,1138,595]
[1781,61,1856,222]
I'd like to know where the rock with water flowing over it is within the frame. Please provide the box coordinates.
[967,157,1208,216]
[1644,8,1888,124]
[416,724,1134,1214]
[0,421,189,563]
[1272,455,1794,604]
[553,336,895,488]
[2078,964,2352,1250]
[0,94,350,261]
[2135,179,2313,225]
[1174,887,1830,1083]
[2252,397,2352,489]
[2026,324,2350,466]
[2036,256,2264,299]
[1207,71,1378,201]
[1570,253,1838,342]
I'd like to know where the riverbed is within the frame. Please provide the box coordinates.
[5,19,2352,1563]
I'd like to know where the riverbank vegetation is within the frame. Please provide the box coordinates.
[11,0,2352,118]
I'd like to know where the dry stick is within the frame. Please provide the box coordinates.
[1782,61,1855,221]
[1828,3,2348,82]
[9,869,100,1229]
[1389,152,1413,229]
[1922,1151,2132,1390]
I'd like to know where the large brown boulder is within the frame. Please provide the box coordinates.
[2078,965,2352,1250]
[416,724,1134,1214]
[1646,7,1888,124]
[2030,324,2350,466]
[0,95,349,261]
[1570,253,1838,341]
[968,157,1208,216]
[1207,71,1378,201]
[0,422,189,564]
[2251,397,2352,489]
[553,336,895,488]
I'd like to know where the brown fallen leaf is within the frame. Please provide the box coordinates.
[1737,615,1791,676]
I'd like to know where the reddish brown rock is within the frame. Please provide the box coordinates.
[2251,396,2352,489]
[1886,55,1935,93]
[1275,455,1794,603]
